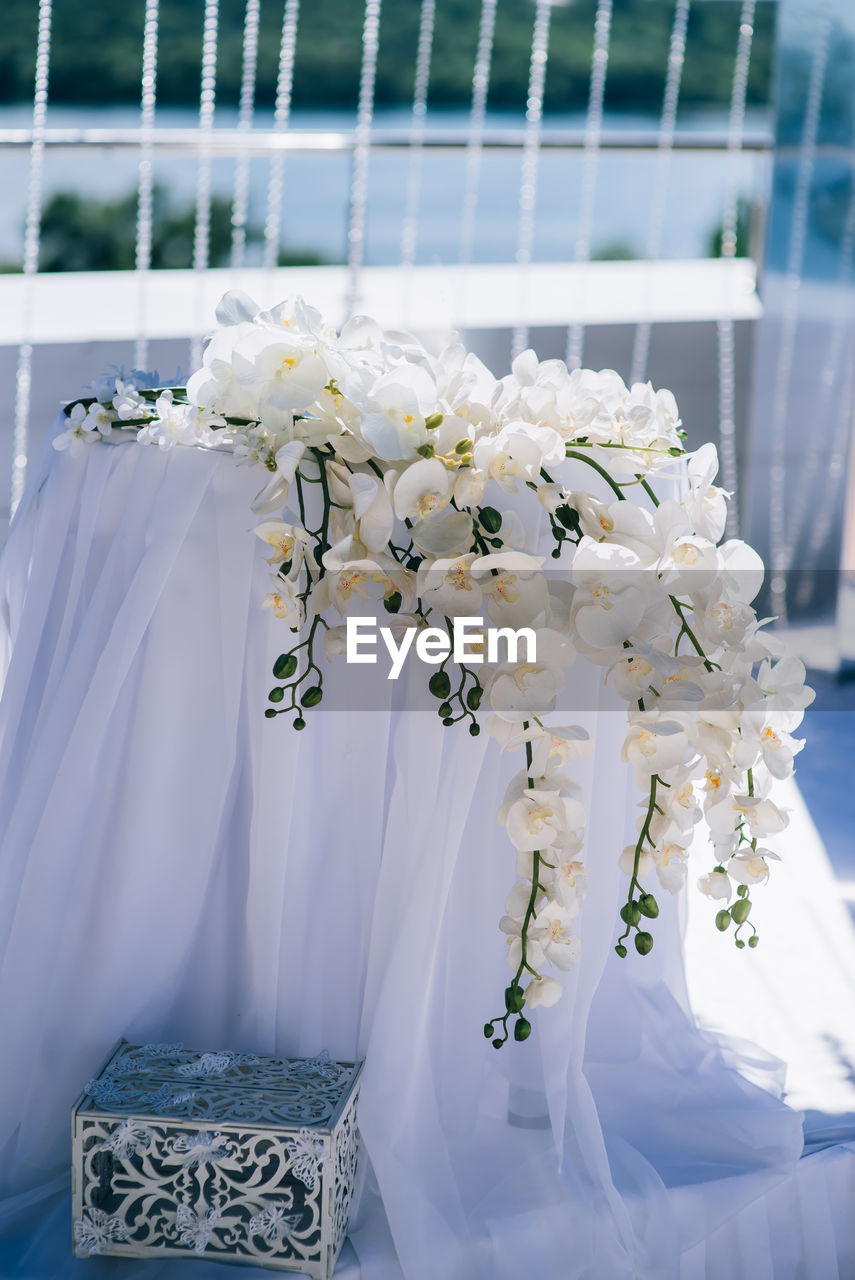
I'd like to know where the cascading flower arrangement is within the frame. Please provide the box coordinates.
[56,291,813,1047]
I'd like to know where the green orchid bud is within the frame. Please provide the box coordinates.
[416,443,435,458]
[469,722,481,737]
[737,884,749,898]
[748,935,759,948]
[730,898,751,925]
[429,671,451,699]
[483,1023,494,1039]
[264,708,279,719]
[490,537,504,548]
[620,901,641,927]
[268,687,285,703]
[668,446,684,456]
[556,504,580,530]
[615,943,628,958]
[635,931,654,955]
[454,439,473,455]
[438,702,452,717]
[638,893,659,919]
[383,591,402,614]
[302,686,323,707]
[466,685,483,711]
[715,909,731,931]
[273,653,298,680]
[425,412,444,430]
[479,507,502,534]
[505,984,525,1013]
[735,938,745,949]
[514,1017,532,1042]
[293,717,306,731]
[442,717,455,727]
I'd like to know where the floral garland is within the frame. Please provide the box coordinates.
[56,291,813,1048]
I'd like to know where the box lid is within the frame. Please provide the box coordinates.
[72,1040,363,1133]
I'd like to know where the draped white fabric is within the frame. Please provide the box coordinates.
[0,421,852,1279]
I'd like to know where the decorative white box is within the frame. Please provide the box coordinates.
[71,1039,363,1278]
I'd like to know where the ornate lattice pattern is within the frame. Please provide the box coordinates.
[72,1041,362,1279]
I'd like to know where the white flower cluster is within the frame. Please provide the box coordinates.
[58,293,812,1046]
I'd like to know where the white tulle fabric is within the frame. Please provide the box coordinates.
[0,420,852,1279]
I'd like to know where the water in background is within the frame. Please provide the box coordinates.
[0,105,771,269]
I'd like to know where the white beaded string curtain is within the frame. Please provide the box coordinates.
[628,0,691,389]
[716,0,756,540]
[766,5,831,624]
[458,0,498,272]
[190,0,221,371]
[263,0,301,274]
[398,0,438,324]
[510,0,554,361]
[565,0,613,373]
[345,0,382,321]
[133,0,160,373]
[9,0,52,521]
[230,0,262,271]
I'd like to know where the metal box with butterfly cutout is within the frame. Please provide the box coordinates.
[71,1039,363,1277]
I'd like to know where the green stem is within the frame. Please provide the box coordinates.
[565,449,626,502]
[617,774,660,948]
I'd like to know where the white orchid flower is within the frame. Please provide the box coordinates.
[137,391,224,450]
[410,507,474,558]
[453,467,487,507]
[684,442,728,544]
[393,457,453,522]
[53,403,103,457]
[417,553,482,617]
[653,839,690,894]
[698,870,733,902]
[571,538,648,650]
[358,364,437,460]
[83,402,116,437]
[250,440,307,515]
[112,379,147,421]
[348,470,395,553]
[729,848,780,884]
[536,901,583,970]
[505,788,585,852]
[524,976,563,1008]
[261,577,304,628]
[619,844,653,878]
[231,326,330,416]
[552,857,588,913]
[621,718,694,776]
[529,725,592,777]
[252,520,310,568]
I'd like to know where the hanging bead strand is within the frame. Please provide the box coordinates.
[263,0,301,273]
[458,0,498,270]
[629,0,690,388]
[767,10,830,623]
[345,0,382,319]
[715,0,755,539]
[565,0,612,372]
[400,0,436,271]
[191,0,220,369]
[231,0,262,271]
[134,0,160,372]
[10,0,52,519]
[511,0,553,361]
